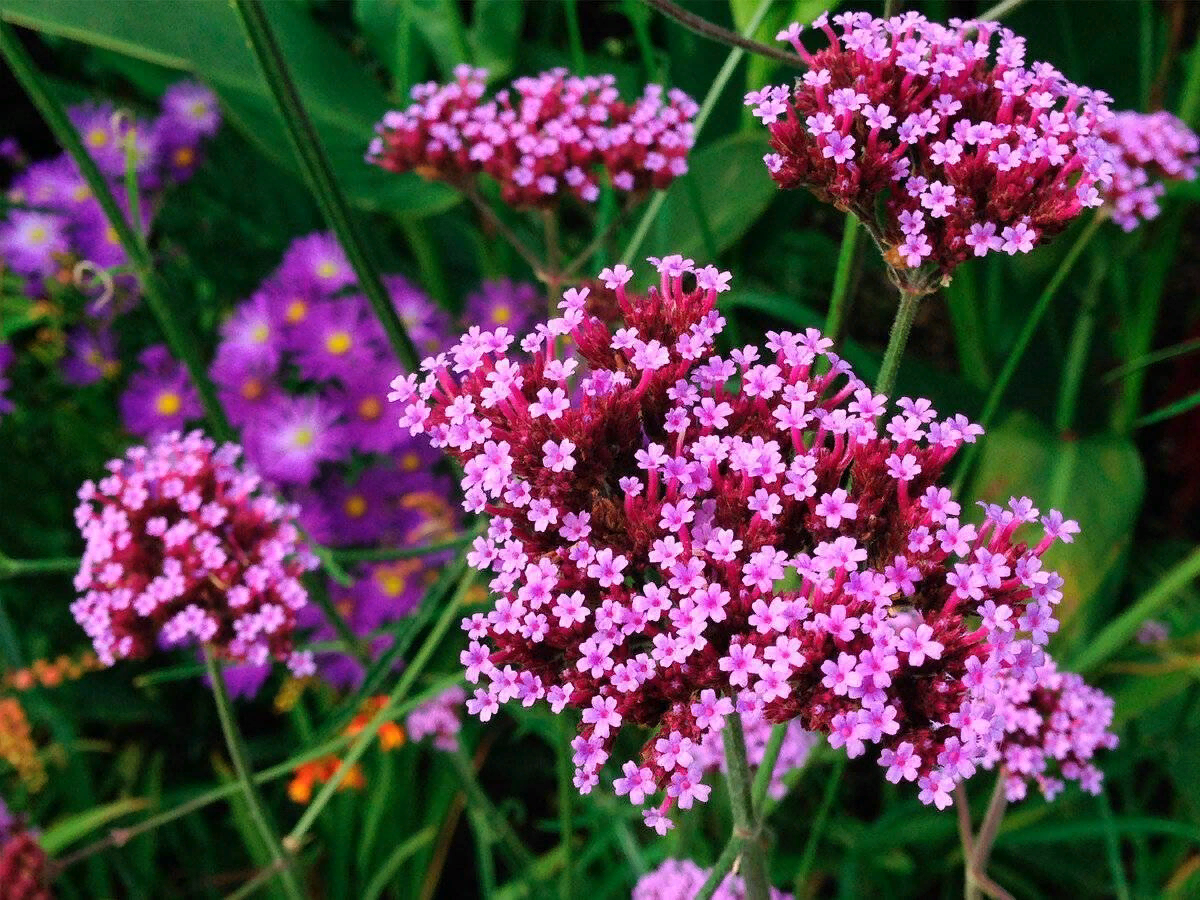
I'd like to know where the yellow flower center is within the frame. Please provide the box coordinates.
[377,570,407,597]
[188,101,209,120]
[292,426,314,448]
[86,128,109,148]
[27,225,47,245]
[105,225,119,246]
[286,299,307,323]
[316,260,339,279]
[103,360,121,379]
[155,392,182,416]
[343,494,368,518]
[492,304,512,324]
[72,185,91,201]
[250,323,270,344]
[401,452,421,472]
[325,331,352,355]
[357,396,382,421]
[173,147,195,167]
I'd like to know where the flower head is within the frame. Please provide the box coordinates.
[753,13,1115,289]
[633,857,794,899]
[119,345,203,440]
[398,256,1110,826]
[71,430,318,674]
[368,65,697,208]
[1099,109,1199,231]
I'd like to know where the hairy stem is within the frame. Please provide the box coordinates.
[824,214,862,343]
[874,289,923,397]
[643,0,805,68]
[723,711,771,900]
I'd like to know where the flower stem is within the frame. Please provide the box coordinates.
[230,0,420,373]
[556,717,575,900]
[951,211,1105,493]
[621,0,776,265]
[722,711,771,900]
[286,568,476,844]
[331,535,473,564]
[694,835,740,900]
[874,289,923,397]
[0,553,78,580]
[750,723,787,814]
[793,754,846,894]
[203,649,305,900]
[643,0,805,68]
[1054,256,1108,434]
[964,772,1013,900]
[824,214,861,343]
[0,21,233,442]
[447,746,538,876]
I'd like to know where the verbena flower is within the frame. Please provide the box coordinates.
[395,256,1110,830]
[986,656,1116,802]
[71,430,319,675]
[405,685,468,751]
[1099,109,1200,231]
[368,65,697,209]
[0,800,51,900]
[749,12,1114,291]
[633,858,794,899]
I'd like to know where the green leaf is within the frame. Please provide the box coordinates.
[1,0,459,219]
[468,0,524,81]
[966,413,1145,636]
[410,0,470,78]
[40,796,151,855]
[639,132,778,262]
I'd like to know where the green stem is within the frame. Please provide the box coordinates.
[563,0,587,75]
[722,711,771,900]
[362,826,438,900]
[331,535,473,564]
[447,747,538,875]
[1071,543,1200,673]
[287,568,476,843]
[305,575,370,668]
[204,650,305,900]
[230,0,419,373]
[694,836,740,900]
[643,0,805,68]
[1102,336,1200,384]
[750,723,787,815]
[0,21,233,441]
[968,773,1010,898]
[621,0,775,265]
[793,755,846,894]
[874,289,923,397]
[224,858,289,900]
[556,718,574,900]
[977,0,1029,21]
[824,214,861,343]
[0,554,78,579]
[951,212,1104,492]
[1054,257,1108,433]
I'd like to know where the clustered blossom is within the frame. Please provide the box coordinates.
[368,65,697,208]
[1098,110,1200,231]
[395,256,1112,831]
[71,430,318,676]
[985,656,1116,803]
[127,234,538,695]
[405,685,468,751]
[0,81,220,387]
[0,801,51,900]
[633,858,794,900]
[748,12,1114,288]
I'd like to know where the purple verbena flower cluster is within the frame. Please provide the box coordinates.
[393,256,1113,831]
[405,685,468,752]
[71,430,318,676]
[0,81,220,388]
[633,858,794,900]
[1098,110,1200,231]
[986,656,1116,803]
[747,12,1114,289]
[368,65,697,209]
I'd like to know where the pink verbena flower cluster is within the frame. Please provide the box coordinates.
[1098,110,1200,231]
[985,656,1117,803]
[747,12,1114,289]
[71,430,318,676]
[393,257,1106,831]
[633,858,794,900]
[405,685,468,752]
[368,65,697,209]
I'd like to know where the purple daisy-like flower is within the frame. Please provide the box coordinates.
[0,209,69,277]
[217,289,283,372]
[290,295,378,383]
[322,466,416,546]
[253,393,349,485]
[67,102,127,178]
[62,326,121,386]
[387,274,453,355]
[463,278,543,336]
[337,365,403,454]
[211,346,285,429]
[276,232,356,298]
[9,156,92,214]
[118,345,202,440]
[160,81,222,139]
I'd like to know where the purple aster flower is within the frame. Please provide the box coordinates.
[0,209,69,277]
[276,232,356,297]
[323,466,410,546]
[388,274,453,356]
[67,101,127,178]
[337,365,403,454]
[62,326,121,386]
[152,116,205,183]
[252,393,348,485]
[211,345,285,430]
[160,81,222,139]
[118,345,202,440]
[290,295,378,383]
[217,289,283,373]
[8,156,91,215]
[463,278,543,335]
